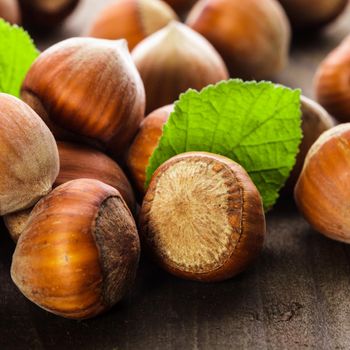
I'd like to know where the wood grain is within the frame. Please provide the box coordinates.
[2,0,350,349]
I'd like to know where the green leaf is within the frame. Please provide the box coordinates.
[0,19,38,97]
[146,79,302,211]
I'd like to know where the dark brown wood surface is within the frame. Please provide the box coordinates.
[1,1,350,349]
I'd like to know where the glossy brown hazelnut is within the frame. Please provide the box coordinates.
[127,104,173,193]
[284,96,334,192]
[163,0,197,14]
[4,141,136,242]
[0,93,59,216]
[21,37,145,157]
[18,0,79,29]
[0,0,21,24]
[278,0,348,29]
[295,124,350,243]
[315,35,350,123]
[186,0,291,80]
[11,179,140,320]
[88,0,178,51]
[132,21,229,113]
[140,152,266,282]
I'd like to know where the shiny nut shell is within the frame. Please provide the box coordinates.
[278,0,348,29]
[295,124,350,242]
[132,21,229,113]
[88,0,178,50]
[21,37,145,157]
[0,0,21,24]
[186,0,290,79]
[11,179,140,319]
[315,35,350,123]
[127,104,173,194]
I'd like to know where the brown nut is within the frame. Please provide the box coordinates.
[3,208,31,243]
[284,96,334,192]
[140,152,266,282]
[132,21,229,113]
[127,104,173,194]
[294,124,350,243]
[4,141,136,242]
[0,93,59,216]
[88,0,178,51]
[18,0,79,29]
[163,0,197,14]
[186,0,290,80]
[11,179,140,320]
[21,37,145,157]
[0,0,21,24]
[315,35,350,123]
[278,0,348,29]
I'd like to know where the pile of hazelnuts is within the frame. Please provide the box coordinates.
[1,0,350,320]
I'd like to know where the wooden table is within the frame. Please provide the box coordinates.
[1,1,350,349]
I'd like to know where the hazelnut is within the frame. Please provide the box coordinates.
[284,96,334,192]
[55,142,135,211]
[294,124,350,243]
[315,35,350,123]
[186,0,291,80]
[21,37,145,157]
[163,0,197,15]
[0,93,59,215]
[11,179,140,320]
[4,141,136,242]
[140,152,266,282]
[88,0,178,51]
[3,208,31,243]
[132,21,229,113]
[0,0,21,24]
[127,104,173,194]
[18,0,79,29]
[278,0,348,29]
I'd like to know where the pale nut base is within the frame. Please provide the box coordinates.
[141,152,266,282]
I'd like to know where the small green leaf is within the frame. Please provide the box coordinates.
[0,19,39,97]
[146,79,302,211]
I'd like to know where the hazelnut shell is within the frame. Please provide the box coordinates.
[186,0,291,79]
[315,35,350,123]
[4,141,136,242]
[21,37,145,157]
[140,152,266,282]
[88,0,178,50]
[11,179,140,320]
[278,0,348,29]
[284,96,334,192]
[127,104,173,194]
[132,21,229,113]
[0,93,59,215]
[18,0,79,29]
[0,0,21,24]
[295,124,350,243]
